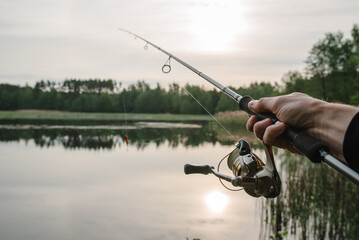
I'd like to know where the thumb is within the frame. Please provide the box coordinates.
[248,100,258,112]
[248,97,277,114]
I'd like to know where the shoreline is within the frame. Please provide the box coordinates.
[0,110,213,122]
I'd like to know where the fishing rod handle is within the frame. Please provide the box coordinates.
[184,164,214,175]
[239,96,327,163]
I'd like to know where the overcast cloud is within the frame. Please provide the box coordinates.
[0,0,358,88]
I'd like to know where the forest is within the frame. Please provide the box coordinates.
[1,24,358,114]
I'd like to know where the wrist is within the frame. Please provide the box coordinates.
[316,101,358,160]
[308,98,328,129]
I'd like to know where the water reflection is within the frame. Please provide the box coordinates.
[0,122,244,150]
[0,120,265,152]
[205,191,229,214]
[0,126,258,240]
[1,120,357,240]
[0,127,213,150]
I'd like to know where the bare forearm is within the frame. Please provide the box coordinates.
[314,102,359,160]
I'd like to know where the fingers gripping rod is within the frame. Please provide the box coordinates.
[119,28,359,186]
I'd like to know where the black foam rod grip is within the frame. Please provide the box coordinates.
[184,164,214,175]
[285,128,327,163]
[238,95,328,163]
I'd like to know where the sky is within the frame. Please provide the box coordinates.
[0,0,358,89]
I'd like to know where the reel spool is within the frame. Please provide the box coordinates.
[184,139,281,198]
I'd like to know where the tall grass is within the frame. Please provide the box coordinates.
[215,110,248,125]
[261,151,359,239]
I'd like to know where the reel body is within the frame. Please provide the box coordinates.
[184,139,281,198]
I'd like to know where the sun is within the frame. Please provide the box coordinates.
[205,191,229,213]
[187,1,248,53]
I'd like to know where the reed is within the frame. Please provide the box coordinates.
[215,110,248,125]
[261,151,359,239]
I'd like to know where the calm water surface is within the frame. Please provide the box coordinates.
[1,121,358,240]
[0,122,261,240]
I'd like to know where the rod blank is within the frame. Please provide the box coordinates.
[119,28,242,102]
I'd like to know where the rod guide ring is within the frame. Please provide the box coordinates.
[162,64,171,73]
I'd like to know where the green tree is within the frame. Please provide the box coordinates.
[97,93,114,112]
[240,81,279,99]
[168,83,181,114]
[348,24,359,104]
[215,92,237,112]
[0,84,20,110]
[305,24,359,103]
[71,94,88,112]
[134,83,167,113]
[17,86,34,109]
[180,85,210,114]
[281,71,311,95]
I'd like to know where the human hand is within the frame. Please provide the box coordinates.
[246,92,327,154]
[246,92,358,160]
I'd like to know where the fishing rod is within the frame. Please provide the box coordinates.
[119,28,359,189]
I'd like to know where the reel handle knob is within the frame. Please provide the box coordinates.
[184,164,214,175]
[239,95,328,163]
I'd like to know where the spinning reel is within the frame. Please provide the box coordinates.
[184,139,281,198]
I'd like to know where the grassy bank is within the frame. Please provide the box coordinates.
[0,110,250,122]
[215,111,248,125]
[0,110,215,122]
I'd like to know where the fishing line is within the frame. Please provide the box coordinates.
[123,98,129,145]
[183,87,237,142]
[217,149,243,191]
[123,100,127,132]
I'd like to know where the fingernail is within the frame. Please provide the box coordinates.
[248,100,257,109]
[274,121,284,128]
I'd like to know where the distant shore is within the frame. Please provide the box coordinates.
[0,110,214,122]
[0,110,249,123]
[0,110,253,143]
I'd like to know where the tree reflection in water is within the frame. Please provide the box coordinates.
[1,120,357,239]
[261,151,359,240]
[0,122,223,150]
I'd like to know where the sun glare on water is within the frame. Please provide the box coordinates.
[187,1,248,53]
[205,191,229,213]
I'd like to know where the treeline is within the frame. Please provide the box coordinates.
[1,24,358,113]
[0,79,278,114]
[281,24,359,103]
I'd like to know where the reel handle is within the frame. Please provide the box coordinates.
[184,164,214,175]
[239,96,328,163]
[184,164,255,187]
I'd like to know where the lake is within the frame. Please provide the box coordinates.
[0,120,358,240]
